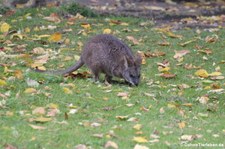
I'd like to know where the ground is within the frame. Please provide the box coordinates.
[0,1,225,149]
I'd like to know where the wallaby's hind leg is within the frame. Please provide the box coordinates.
[105,75,112,85]
[91,69,100,82]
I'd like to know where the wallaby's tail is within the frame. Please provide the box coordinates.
[35,59,84,75]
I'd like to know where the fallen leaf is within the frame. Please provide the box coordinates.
[0,79,7,86]
[29,124,46,130]
[208,72,222,77]
[116,115,129,120]
[197,95,209,104]
[0,22,10,33]
[179,39,196,47]
[81,23,91,29]
[173,50,190,59]
[104,141,118,149]
[48,32,62,42]
[26,78,39,87]
[134,144,149,149]
[178,121,186,129]
[43,13,61,23]
[117,92,129,99]
[195,69,209,78]
[63,87,73,94]
[24,88,37,94]
[126,36,139,45]
[180,135,194,141]
[205,35,218,43]
[32,107,46,115]
[133,124,142,131]
[92,133,104,138]
[103,28,112,34]
[133,136,148,143]
[33,117,52,123]
[160,73,176,79]
[74,144,87,149]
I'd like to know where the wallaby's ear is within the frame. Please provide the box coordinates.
[135,53,142,66]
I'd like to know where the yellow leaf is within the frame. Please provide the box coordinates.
[209,72,222,77]
[158,67,170,72]
[116,115,129,120]
[0,22,10,33]
[103,28,112,34]
[81,23,91,29]
[133,136,148,143]
[195,69,209,78]
[33,117,52,123]
[133,124,142,131]
[0,79,7,86]
[14,70,23,79]
[63,87,73,94]
[25,27,31,33]
[178,121,186,129]
[48,103,58,109]
[48,32,62,42]
[24,88,37,94]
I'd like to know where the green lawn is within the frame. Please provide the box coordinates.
[0,6,225,149]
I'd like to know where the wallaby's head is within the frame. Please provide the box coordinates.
[122,54,142,86]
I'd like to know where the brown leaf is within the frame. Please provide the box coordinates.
[32,107,46,115]
[160,73,176,79]
[173,50,190,59]
[43,13,61,23]
[29,124,46,130]
[126,36,139,45]
[104,141,118,149]
[74,144,87,149]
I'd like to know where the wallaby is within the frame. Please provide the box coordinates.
[36,34,142,86]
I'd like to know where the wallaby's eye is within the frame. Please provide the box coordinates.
[130,74,134,78]
[138,75,140,78]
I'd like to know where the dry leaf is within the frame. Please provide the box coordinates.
[48,32,62,42]
[117,92,129,99]
[29,124,46,130]
[0,22,10,33]
[74,144,87,149]
[43,13,61,23]
[24,88,37,94]
[103,28,112,34]
[63,87,73,94]
[116,115,129,120]
[160,73,176,79]
[32,107,46,115]
[178,121,186,129]
[134,144,149,149]
[81,23,91,29]
[0,79,7,86]
[133,136,148,143]
[195,69,209,78]
[197,96,209,104]
[126,36,139,45]
[133,124,142,131]
[33,117,52,123]
[104,141,118,149]
[174,50,190,59]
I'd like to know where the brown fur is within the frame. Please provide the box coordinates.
[37,34,142,86]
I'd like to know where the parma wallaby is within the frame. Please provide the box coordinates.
[37,34,142,86]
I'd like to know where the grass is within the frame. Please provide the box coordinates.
[0,6,225,149]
